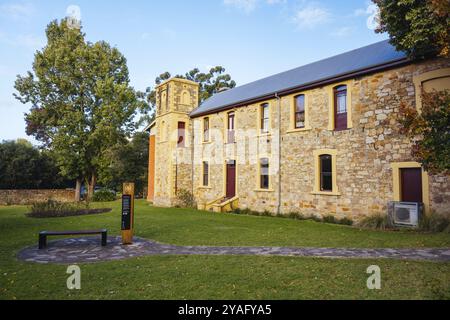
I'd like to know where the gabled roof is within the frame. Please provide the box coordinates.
[190,40,409,118]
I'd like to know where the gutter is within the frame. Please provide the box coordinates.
[275,93,282,215]
[190,57,411,119]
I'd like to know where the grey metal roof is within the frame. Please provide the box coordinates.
[190,40,408,117]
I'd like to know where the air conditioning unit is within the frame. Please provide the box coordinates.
[388,202,423,227]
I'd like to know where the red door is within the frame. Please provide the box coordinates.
[226,160,236,199]
[401,168,423,202]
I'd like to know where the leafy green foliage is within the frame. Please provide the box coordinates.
[175,189,196,209]
[98,131,149,196]
[420,212,450,233]
[14,19,148,198]
[27,199,111,218]
[232,209,354,226]
[140,66,236,127]
[92,189,117,202]
[0,140,70,189]
[374,0,450,58]
[357,213,391,230]
[399,90,450,174]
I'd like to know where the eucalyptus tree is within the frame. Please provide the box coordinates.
[14,19,147,200]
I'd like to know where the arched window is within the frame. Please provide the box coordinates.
[414,68,450,112]
[227,112,235,144]
[181,90,190,105]
[294,94,305,129]
[333,85,347,131]
[202,161,209,187]
[260,103,270,133]
[161,91,167,111]
[313,149,339,195]
[203,117,210,142]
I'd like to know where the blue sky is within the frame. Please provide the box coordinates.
[0,0,387,143]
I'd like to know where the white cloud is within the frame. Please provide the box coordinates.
[0,2,34,20]
[292,3,331,29]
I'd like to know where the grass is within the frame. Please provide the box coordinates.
[0,200,449,300]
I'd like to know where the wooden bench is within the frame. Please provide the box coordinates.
[38,229,108,249]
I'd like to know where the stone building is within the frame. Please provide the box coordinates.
[147,40,450,220]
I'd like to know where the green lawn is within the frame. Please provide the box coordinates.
[0,200,449,300]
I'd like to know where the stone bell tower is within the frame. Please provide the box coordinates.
[152,78,199,207]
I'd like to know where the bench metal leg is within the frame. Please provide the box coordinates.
[101,231,107,246]
[39,234,47,249]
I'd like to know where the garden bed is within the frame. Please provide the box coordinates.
[27,207,112,218]
[25,200,112,218]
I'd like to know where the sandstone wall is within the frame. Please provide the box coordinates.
[153,78,198,207]
[0,189,75,206]
[192,58,450,218]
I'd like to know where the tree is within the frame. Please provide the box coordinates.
[399,90,450,174]
[0,140,71,189]
[139,67,236,127]
[98,131,149,196]
[374,0,450,58]
[14,19,147,200]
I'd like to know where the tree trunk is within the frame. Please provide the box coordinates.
[75,179,82,202]
[87,174,97,201]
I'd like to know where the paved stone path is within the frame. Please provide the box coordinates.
[17,236,450,264]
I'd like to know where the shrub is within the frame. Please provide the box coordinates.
[93,189,116,202]
[358,213,391,230]
[419,212,450,233]
[323,215,337,224]
[338,217,354,226]
[287,212,305,220]
[27,200,111,218]
[240,208,252,216]
[176,189,196,209]
[231,208,353,226]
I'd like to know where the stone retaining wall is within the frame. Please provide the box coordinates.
[0,189,75,205]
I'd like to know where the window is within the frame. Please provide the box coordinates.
[413,68,450,112]
[177,122,185,148]
[334,85,347,131]
[319,155,332,192]
[202,161,209,187]
[227,112,235,143]
[181,90,190,105]
[294,95,305,129]
[161,91,167,112]
[203,117,210,142]
[313,149,339,195]
[260,103,269,133]
[260,158,269,189]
